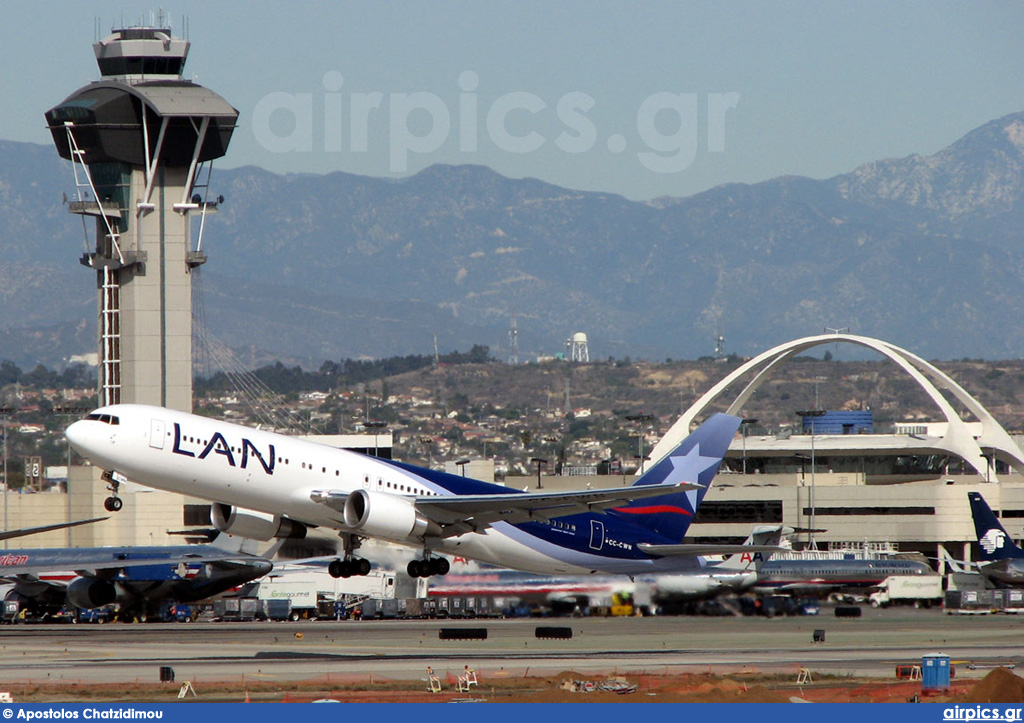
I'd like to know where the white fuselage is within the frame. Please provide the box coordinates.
[67,404,687,576]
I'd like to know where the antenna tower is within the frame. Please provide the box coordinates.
[508,317,519,365]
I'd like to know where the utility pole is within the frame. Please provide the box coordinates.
[0,406,13,550]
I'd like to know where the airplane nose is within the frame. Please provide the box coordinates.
[65,419,89,454]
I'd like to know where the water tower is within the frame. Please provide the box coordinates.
[45,23,237,412]
[567,332,589,363]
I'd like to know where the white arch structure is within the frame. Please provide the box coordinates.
[649,333,1024,481]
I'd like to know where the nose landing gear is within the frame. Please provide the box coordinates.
[101,471,125,512]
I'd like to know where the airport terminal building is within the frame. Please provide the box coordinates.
[516,334,1024,571]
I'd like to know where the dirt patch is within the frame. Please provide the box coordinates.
[0,669,999,704]
[964,668,1024,704]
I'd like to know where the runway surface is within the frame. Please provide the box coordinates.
[0,608,1020,687]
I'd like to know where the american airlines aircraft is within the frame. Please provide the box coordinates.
[66,405,768,579]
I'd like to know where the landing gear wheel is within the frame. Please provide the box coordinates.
[102,471,123,512]
[329,559,349,579]
[408,557,449,578]
[329,558,371,579]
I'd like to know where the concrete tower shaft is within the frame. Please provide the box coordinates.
[45,26,237,412]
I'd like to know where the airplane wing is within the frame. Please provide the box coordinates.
[0,517,108,542]
[421,483,709,537]
[0,546,271,577]
[637,543,788,557]
[312,482,700,538]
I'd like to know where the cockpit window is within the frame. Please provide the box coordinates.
[86,413,120,425]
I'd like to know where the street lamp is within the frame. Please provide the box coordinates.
[54,405,91,547]
[455,458,470,477]
[740,417,759,475]
[530,457,548,490]
[0,406,12,550]
[363,421,387,458]
[419,436,434,469]
[796,410,826,550]
[625,413,654,475]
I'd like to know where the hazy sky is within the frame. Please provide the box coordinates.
[3,1,1022,200]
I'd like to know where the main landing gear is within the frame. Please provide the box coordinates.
[101,471,124,512]
[407,557,449,578]
[328,557,371,578]
[329,533,371,579]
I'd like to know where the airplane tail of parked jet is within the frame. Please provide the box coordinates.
[969,491,1024,561]
[715,525,792,573]
[615,413,740,542]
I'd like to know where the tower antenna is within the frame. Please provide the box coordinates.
[508,316,519,365]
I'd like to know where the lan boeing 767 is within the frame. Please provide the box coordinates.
[67,405,773,579]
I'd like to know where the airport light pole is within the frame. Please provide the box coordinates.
[797,410,826,550]
[740,418,759,475]
[455,458,470,477]
[53,405,91,546]
[625,413,654,475]
[420,437,434,469]
[0,406,11,550]
[531,457,548,490]
[363,421,387,458]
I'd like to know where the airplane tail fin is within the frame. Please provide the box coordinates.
[937,546,972,574]
[716,525,792,572]
[615,413,741,541]
[969,491,1024,561]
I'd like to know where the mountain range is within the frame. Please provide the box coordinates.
[2,110,1023,369]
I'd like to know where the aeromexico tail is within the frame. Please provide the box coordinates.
[968,491,1024,586]
[67,405,753,578]
[969,492,1024,561]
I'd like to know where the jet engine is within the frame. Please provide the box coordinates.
[211,503,307,541]
[66,577,117,609]
[343,489,440,540]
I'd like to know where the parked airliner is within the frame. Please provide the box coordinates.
[66,405,769,579]
[967,491,1024,586]
[1,543,272,621]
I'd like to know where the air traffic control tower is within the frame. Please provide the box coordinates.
[45,25,237,412]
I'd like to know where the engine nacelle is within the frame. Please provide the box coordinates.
[66,577,117,609]
[211,503,307,542]
[343,489,440,540]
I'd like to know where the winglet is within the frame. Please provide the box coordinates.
[0,516,108,542]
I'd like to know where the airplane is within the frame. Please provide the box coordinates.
[750,555,934,596]
[427,524,790,614]
[0,542,272,622]
[966,491,1024,586]
[66,405,776,579]
[646,524,789,602]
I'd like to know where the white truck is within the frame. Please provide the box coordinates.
[868,575,943,609]
[255,581,319,620]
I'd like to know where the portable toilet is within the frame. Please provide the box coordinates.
[921,653,951,692]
